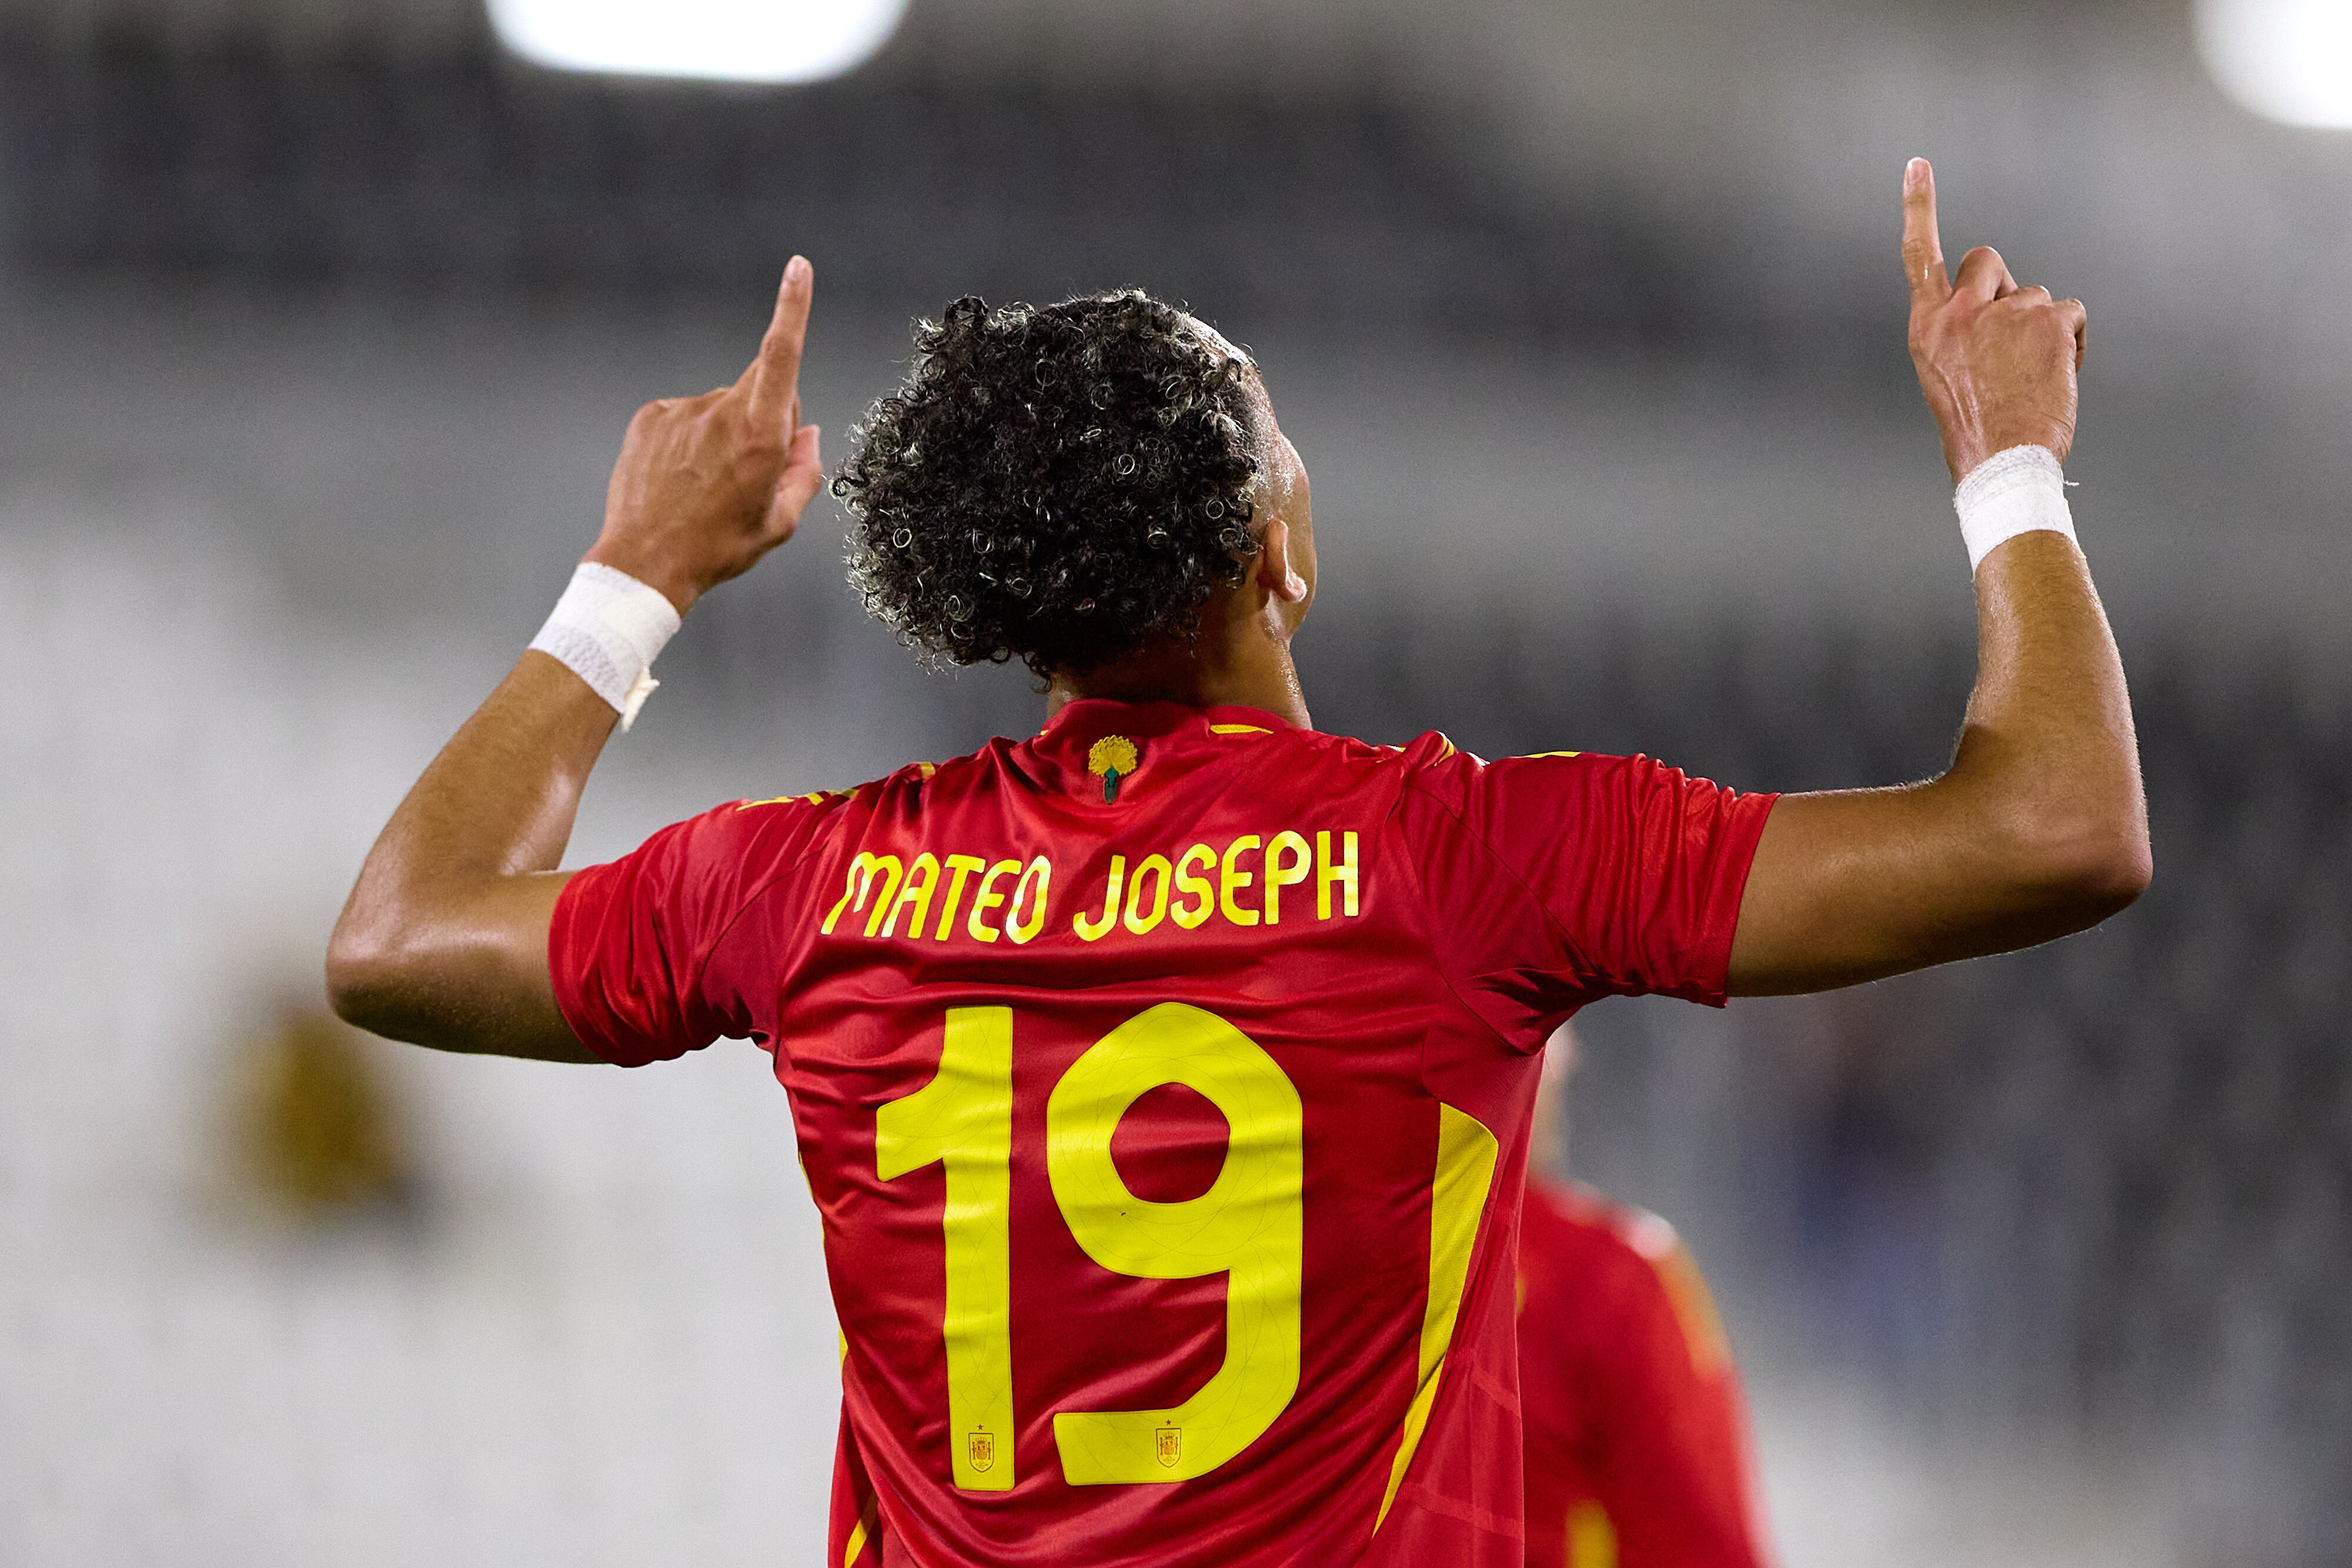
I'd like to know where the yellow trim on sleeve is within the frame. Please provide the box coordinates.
[736,787,846,811]
[1374,1103,1499,1530]
[1515,750,1582,760]
[1209,723,1270,735]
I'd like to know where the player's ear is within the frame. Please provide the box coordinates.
[1257,517,1309,605]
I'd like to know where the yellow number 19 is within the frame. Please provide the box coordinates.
[877,1003,1305,1489]
[875,1008,1017,1490]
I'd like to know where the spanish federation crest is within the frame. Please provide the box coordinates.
[968,1430,995,1473]
[1087,735,1141,803]
[1154,1426,1181,1469]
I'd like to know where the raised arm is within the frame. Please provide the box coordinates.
[326,259,826,1058]
[1726,162,2149,995]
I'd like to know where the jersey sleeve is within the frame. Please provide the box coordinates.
[547,795,836,1066]
[1398,745,1775,1018]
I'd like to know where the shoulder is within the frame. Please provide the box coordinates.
[1222,722,1445,777]
[1525,1179,1668,1282]
[742,738,1008,828]
[687,783,865,870]
[1395,735,1641,811]
[1569,1182,1684,1265]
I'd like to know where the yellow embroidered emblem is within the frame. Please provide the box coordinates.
[1155,1426,1181,1468]
[967,1430,995,1473]
[1086,735,1140,803]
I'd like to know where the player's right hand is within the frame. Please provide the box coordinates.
[583,257,825,614]
[1901,159,2087,483]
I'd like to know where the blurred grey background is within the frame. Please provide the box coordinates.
[1,1,2347,1564]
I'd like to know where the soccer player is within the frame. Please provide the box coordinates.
[328,159,2145,1566]
[1519,1028,1772,1568]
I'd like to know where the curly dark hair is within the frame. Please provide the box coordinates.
[833,290,1266,677]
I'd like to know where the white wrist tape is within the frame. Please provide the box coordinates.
[1954,444,2077,573]
[528,563,682,730]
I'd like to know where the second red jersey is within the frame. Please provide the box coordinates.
[550,698,1772,1568]
[1519,1179,1772,1568]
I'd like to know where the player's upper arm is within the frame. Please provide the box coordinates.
[328,867,598,1062]
[1399,745,1777,1024]
[1726,778,2147,995]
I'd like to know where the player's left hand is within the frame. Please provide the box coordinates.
[1901,161,2087,484]
[584,257,825,614]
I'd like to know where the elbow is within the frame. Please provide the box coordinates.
[2009,806,2153,930]
[325,915,409,1039]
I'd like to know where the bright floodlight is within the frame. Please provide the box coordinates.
[487,0,908,85]
[2196,0,2352,128]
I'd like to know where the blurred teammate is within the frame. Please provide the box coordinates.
[1520,1029,1770,1568]
[328,161,2145,1566]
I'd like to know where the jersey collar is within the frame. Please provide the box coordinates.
[1038,698,1295,740]
[1026,700,1295,803]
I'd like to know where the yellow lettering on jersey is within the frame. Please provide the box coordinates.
[1219,835,1261,927]
[820,833,1364,944]
[1263,831,1311,924]
[822,853,905,937]
[1317,831,1359,920]
[1375,1103,1499,1531]
[876,1007,1017,1492]
[1171,844,1216,930]
[1007,857,1051,944]
[936,854,988,941]
[1074,857,1126,942]
[966,859,1020,943]
[1124,854,1173,935]
[881,852,941,940]
[1047,1004,1304,1483]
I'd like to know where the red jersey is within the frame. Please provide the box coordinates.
[1518,1179,1772,1568]
[550,699,1772,1568]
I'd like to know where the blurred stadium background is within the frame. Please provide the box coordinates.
[2,0,2348,1563]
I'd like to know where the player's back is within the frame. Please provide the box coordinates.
[786,698,1525,1567]
[550,698,1773,1566]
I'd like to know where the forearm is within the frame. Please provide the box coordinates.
[1729,531,2148,992]
[327,260,818,1058]
[1947,529,2147,898]
[327,653,616,1056]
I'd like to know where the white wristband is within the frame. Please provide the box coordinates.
[528,563,683,730]
[1954,444,2077,573]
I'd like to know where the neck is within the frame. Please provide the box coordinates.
[1045,623,1311,730]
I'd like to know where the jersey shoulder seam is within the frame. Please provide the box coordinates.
[1395,765,1606,989]
[1384,766,1568,1059]
[683,792,868,1031]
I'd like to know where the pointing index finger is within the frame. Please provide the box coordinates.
[743,255,813,432]
[1901,158,1949,308]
